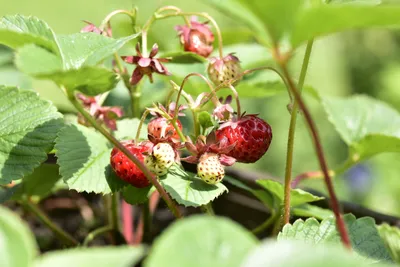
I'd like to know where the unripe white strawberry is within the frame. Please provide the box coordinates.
[207,54,241,86]
[144,143,175,176]
[197,153,225,184]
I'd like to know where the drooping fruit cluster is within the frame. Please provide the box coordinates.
[110,141,152,188]
[145,142,176,176]
[207,54,242,86]
[216,114,272,163]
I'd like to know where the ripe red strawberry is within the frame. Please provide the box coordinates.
[110,141,152,188]
[197,153,225,184]
[215,115,272,163]
[148,117,182,141]
[207,53,241,86]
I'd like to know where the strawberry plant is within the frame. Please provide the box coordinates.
[1,0,400,266]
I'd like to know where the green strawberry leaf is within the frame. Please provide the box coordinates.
[321,95,400,163]
[256,179,323,207]
[145,215,258,267]
[0,15,59,53]
[377,223,400,263]
[57,33,140,69]
[291,5,400,47]
[292,204,333,220]
[160,51,208,64]
[11,163,62,201]
[202,0,270,46]
[0,184,21,203]
[34,246,145,267]
[114,118,148,141]
[223,175,275,210]
[242,240,388,267]
[0,205,38,267]
[0,86,63,184]
[122,185,154,205]
[159,165,228,207]
[278,214,393,262]
[55,124,122,194]
[236,0,303,43]
[15,44,118,96]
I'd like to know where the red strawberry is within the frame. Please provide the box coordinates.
[215,115,272,163]
[110,141,152,188]
[148,117,182,142]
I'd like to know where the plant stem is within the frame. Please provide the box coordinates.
[83,226,113,247]
[228,84,241,116]
[69,94,182,219]
[282,40,314,226]
[22,201,78,247]
[275,48,351,249]
[201,203,215,215]
[252,211,277,235]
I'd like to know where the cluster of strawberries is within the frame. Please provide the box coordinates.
[80,17,272,188]
[110,108,272,188]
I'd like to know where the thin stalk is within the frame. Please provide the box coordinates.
[23,201,78,247]
[252,211,277,235]
[83,226,113,247]
[228,84,241,116]
[201,203,215,215]
[282,40,314,225]
[99,9,135,31]
[135,109,150,141]
[69,94,182,218]
[276,49,351,249]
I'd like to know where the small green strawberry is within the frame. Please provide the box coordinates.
[145,143,175,176]
[197,153,225,184]
[207,53,241,86]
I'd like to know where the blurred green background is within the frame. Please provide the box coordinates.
[0,0,399,216]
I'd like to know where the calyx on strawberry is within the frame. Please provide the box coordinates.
[215,114,272,163]
[207,53,241,86]
[145,142,176,176]
[110,140,153,188]
[182,132,236,184]
[147,103,185,142]
[175,17,215,58]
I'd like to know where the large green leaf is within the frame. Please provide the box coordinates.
[278,214,393,262]
[57,33,140,69]
[145,216,258,267]
[291,5,400,47]
[237,0,303,42]
[122,185,153,205]
[203,0,271,46]
[12,163,62,200]
[0,205,38,267]
[377,224,400,263]
[15,44,118,96]
[55,124,123,194]
[322,95,400,162]
[224,175,275,209]
[0,86,63,184]
[242,240,389,267]
[34,246,145,267]
[256,179,323,206]
[114,118,148,141]
[292,204,333,220]
[159,165,228,207]
[0,15,59,53]
[160,51,208,64]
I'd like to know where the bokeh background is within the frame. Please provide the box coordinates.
[0,0,399,216]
